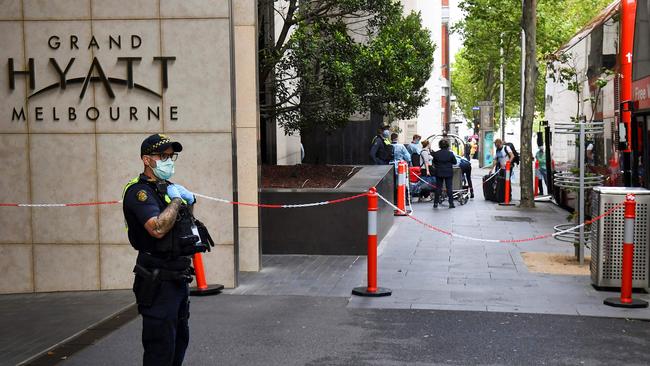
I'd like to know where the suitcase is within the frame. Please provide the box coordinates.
[484,170,511,203]
[494,173,506,203]
[482,174,497,202]
[409,167,422,183]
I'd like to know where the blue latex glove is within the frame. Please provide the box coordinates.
[171,184,195,205]
[166,184,182,201]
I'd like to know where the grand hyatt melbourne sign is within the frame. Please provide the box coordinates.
[8,34,178,122]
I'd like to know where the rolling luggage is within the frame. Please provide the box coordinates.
[409,166,422,183]
[483,170,510,203]
[482,174,497,202]
[494,172,506,203]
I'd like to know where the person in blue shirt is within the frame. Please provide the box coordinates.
[454,153,474,198]
[391,133,412,166]
[406,134,423,155]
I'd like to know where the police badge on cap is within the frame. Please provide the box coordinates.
[140,134,183,156]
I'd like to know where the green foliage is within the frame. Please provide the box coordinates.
[261,0,435,134]
[451,0,613,122]
[355,12,434,122]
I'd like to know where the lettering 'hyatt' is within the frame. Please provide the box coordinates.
[7,56,175,99]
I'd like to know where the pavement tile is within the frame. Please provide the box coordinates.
[232,165,650,320]
[410,303,489,312]
[575,303,650,319]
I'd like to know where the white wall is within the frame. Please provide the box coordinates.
[545,38,589,168]
[396,0,444,140]
[273,0,303,165]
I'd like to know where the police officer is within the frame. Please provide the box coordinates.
[123,133,210,366]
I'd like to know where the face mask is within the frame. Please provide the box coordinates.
[415,139,421,144]
[151,158,175,180]
[382,130,390,138]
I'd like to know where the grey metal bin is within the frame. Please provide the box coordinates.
[589,187,650,288]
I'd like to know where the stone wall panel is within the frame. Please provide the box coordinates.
[161,19,231,133]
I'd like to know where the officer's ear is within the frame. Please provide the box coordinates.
[142,155,153,168]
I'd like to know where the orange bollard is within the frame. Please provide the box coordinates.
[534,160,539,196]
[190,252,224,296]
[394,161,408,216]
[604,194,648,308]
[352,187,391,297]
[499,160,514,206]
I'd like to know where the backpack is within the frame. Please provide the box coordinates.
[504,142,520,166]
[377,141,394,162]
[411,151,421,167]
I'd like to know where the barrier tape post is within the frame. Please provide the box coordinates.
[604,194,648,308]
[353,187,392,297]
[534,160,539,196]
[395,161,408,216]
[190,252,224,296]
[499,160,515,206]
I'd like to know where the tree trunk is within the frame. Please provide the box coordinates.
[520,0,537,208]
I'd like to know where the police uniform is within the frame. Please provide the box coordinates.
[123,134,210,366]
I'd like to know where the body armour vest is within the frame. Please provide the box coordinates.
[123,176,209,258]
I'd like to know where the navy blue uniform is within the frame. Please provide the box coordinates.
[123,175,190,366]
[432,150,457,207]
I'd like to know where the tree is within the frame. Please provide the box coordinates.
[452,0,614,125]
[451,0,524,130]
[452,0,613,205]
[520,0,537,208]
[259,0,435,134]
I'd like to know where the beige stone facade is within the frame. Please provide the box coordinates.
[0,0,260,293]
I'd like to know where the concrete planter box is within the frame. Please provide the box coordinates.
[261,165,394,255]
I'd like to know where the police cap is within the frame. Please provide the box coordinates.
[140,134,183,157]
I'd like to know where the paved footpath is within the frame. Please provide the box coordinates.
[228,165,650,319]
[0,290,134,366]
[7,163,650,365]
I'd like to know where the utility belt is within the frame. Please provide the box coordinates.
[132,252,194,307]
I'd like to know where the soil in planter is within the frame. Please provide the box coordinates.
[262,164,360,189]
[521,252,590,276]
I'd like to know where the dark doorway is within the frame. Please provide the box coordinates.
[301,112,384,165]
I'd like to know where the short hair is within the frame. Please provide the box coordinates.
[422,140,430,148]
[413,134,421,140]
[439,139,450,149]
[390,133,398,140]
[494,138,503,145]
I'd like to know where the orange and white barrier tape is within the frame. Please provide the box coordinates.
[0,200,121,207]
[377,192,625,244]
[193,192,368,208]
[1,189,627,245]
[411,172,437,189]
[0,192,368,209]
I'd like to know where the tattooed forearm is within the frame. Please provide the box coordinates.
[153,198,182,236]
